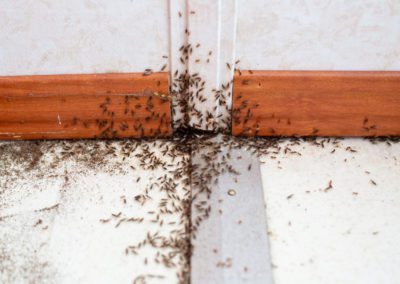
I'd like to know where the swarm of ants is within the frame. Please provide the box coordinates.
[2,9,400,284]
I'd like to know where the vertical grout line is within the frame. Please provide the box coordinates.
[168,0,173,130]
[218,0,238,133]
[215,0,223,122]
[169,0,189,130]
[185,0,189,51]
[229,0,238,133]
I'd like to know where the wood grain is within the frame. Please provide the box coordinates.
[0,73,171,139]
[233,71,400,137]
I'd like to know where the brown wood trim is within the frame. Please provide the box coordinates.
[232,71,400,137]
[0,72,171,139]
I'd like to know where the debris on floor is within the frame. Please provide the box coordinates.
[0,139,191,284]
[1,135,399,283]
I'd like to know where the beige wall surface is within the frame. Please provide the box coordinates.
[236,0,400,70]
[0,0,169,75]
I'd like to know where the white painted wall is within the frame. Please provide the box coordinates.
[236,0,400,70]
[2,0,399,76]
[0,0,169,75]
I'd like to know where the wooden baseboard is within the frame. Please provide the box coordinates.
[232,71,400,137]
[0,73,171,139]
[2,71,400,139]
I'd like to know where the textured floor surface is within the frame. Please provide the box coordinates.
[1,136,399,284]
[0,139,191,284]
[260,137,400,284]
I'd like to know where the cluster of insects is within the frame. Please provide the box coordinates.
[0,138,193,283]
[1,8,400,283]
[170,41,235,133]
[232,78,262,136]
[232,75,321,137]
[56,89,171,140]
[95,93,171,139]
[1,130,399,283]
[232,72,386,137]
